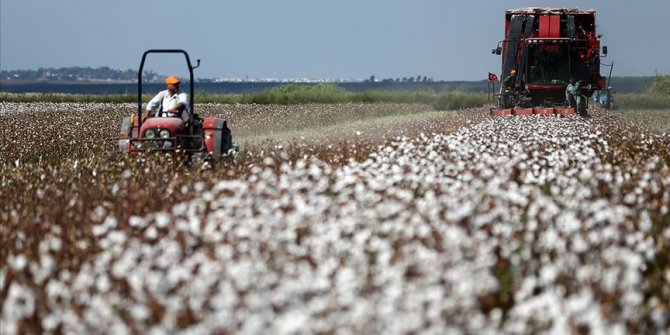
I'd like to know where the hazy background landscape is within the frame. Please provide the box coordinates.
[2,0,670,82]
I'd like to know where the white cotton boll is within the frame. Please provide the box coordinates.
[623,193,637,205]
[42,311,64,332]
[129,304,151,322]
[215,244,234,260]
[76,240,88,250]
[121,169,133,179]
[651,303,670,329]
[565,290,594,322]
[621,290,643,307]
[209,286,238,313]
[229,260,255,292]
[335,267,357,305]
[189,217,202,235]
[173,202,189,215]
[446,201,474,222]
[144,226,158,240]
[194,181,206,192]
[104,215,118,229]
[90,205,107,222]
[556,212,580,234]
[73,266,95,296]
[240,314,268,335]
[92,223,109,237]
[129,215,147,228]
[539,265,559,286]
[106,229,126,243]
[49,236,63,252]
[167,265,191,287]
[571,235,588,253]
[96,274,112,293]
[273,309,309,335]
[4,282,37,320]
[143,270,167,298]
[46,279,71,306]
[34,254,57,284]
[9,254,27,271]
[263,157,275,167]
[638,211,652,232]
[155,212,171,228]
[0,320,18,335]
[93,216,118,237]
[109,320,131,335]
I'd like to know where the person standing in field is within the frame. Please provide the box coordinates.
[499,69,517,107]
[144,75,190,124]
[565,76,586,116]
[500,69,517,94]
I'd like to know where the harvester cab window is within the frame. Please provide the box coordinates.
[527,44,570,85]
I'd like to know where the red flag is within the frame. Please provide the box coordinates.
[488,72,499,82]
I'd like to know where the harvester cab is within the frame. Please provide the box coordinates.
[117,49,233,160]
[489,8,608,116]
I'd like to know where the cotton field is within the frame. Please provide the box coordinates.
[1,103,669,334]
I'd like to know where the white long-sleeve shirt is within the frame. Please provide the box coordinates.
[146,89,190,122]
[566,82,580,96]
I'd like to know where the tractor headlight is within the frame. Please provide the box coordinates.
[163,141,173,149]
[159,129,170,139]
[145,129,156,138]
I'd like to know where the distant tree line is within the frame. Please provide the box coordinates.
[0,67,160,82]
[364,75,435,83]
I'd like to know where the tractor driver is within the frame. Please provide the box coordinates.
[144,76,190,124]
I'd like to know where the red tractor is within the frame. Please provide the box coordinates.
[118,49,232,159]
[490,8,608,116]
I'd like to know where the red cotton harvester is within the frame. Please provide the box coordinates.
[117,49,233,161]
[490,8,609,116]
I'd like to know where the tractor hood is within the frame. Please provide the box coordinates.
[140,117,185,136]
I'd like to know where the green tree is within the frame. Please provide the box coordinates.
[647,75,670,96]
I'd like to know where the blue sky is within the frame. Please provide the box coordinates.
[1,0,669,80]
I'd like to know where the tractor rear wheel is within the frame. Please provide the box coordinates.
[220,125,232,154]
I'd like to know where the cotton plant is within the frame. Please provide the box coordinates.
[1,104,669,334]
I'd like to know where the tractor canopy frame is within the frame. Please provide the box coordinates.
[137,49,200,130]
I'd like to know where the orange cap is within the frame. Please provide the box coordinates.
[165,76,181,85]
